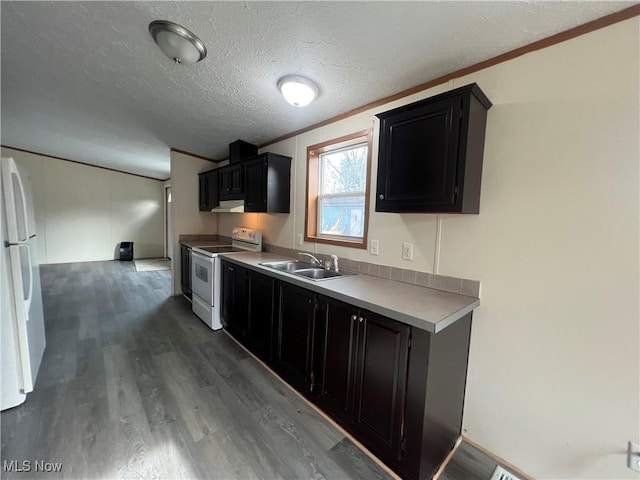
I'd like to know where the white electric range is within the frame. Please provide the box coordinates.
[190,227,262,330]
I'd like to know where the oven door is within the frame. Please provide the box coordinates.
[191,251,214,305]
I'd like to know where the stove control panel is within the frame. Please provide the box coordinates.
[231,227,262,248]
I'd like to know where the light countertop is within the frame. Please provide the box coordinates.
[219,251,479,334]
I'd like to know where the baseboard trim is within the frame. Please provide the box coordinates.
[461,435,533,480]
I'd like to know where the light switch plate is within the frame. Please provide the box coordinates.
[370,239,379,256]
[296,233,303,246]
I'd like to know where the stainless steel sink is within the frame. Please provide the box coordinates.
[260,261,309,272]
[260,261,348,281]
[295,268,343,280]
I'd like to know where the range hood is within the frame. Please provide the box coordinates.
[211,200,245,213]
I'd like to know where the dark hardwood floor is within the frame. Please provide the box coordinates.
[1,261,393,479]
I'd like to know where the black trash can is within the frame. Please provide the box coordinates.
[119,242,134,261]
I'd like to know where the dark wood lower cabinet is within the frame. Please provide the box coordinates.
[400,313,472,480]
[246,270,275,361]
[180,244,191,299]
[352,311,410,463]
[314,297,410,465]
[220,263,473,480]
[273,282,316,393]
[220,261,247,339]
[314,296,357,423]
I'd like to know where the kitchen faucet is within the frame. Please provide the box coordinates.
[299,252,322,267]
[330,255,339,272]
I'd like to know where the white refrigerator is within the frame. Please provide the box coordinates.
[1,157,46,411]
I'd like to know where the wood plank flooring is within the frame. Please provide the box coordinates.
[1,261,392,479]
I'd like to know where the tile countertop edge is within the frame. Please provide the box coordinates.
[219,252,480,334]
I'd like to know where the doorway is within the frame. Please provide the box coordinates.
[165,186,172,259]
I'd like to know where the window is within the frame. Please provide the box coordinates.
[305,129,372,248]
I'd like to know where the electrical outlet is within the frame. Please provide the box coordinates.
[402,242,414,261]
[628,441,640,472]
[370,239,379,256]
[296,233,303,246]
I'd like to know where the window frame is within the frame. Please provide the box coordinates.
[305,128,373,249]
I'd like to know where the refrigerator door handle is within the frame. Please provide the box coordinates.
[3,159,30,243]
[17,243,33,315]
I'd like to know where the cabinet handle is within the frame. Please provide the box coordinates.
[229,267,234,271]
[358,316,364,323]
[350,315,357,321]
[378,194,384,200]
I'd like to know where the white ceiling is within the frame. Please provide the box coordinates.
[1,1,634,180]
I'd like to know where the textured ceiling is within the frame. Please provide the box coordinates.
[1,1,635,179]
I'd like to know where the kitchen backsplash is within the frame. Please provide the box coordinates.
[264,243,480,298]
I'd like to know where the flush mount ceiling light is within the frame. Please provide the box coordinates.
[277,75,319,107]
[149,20,207,65]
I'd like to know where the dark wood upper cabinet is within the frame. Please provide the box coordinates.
[207,170,219,209]
[198,169,219,211]
[244,153,291,213]
[198,173,208,211]
[376,83,491,213]
[199,152,291,213]
[219,163,244,200]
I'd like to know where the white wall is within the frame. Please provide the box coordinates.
[216,18,639,479]
[442,19,639,480]
[2,147,164,263]
[169,150,218,295]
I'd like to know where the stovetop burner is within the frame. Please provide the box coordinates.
[191,227,263,258]
[192,245,236,256]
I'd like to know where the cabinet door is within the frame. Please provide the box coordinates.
[353,311,410,462]
[274,282,316,393]
[198,173,209,211]
[247,270,275,361]
[230,165,244,194]
[219,168,231,193]
[220,261,247,339]
[314,297,357,422]
[206,170,219,209]
[376,96,462,212]
[244,158,267,212]
[180,245,192,298]
[219,165,244,200]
